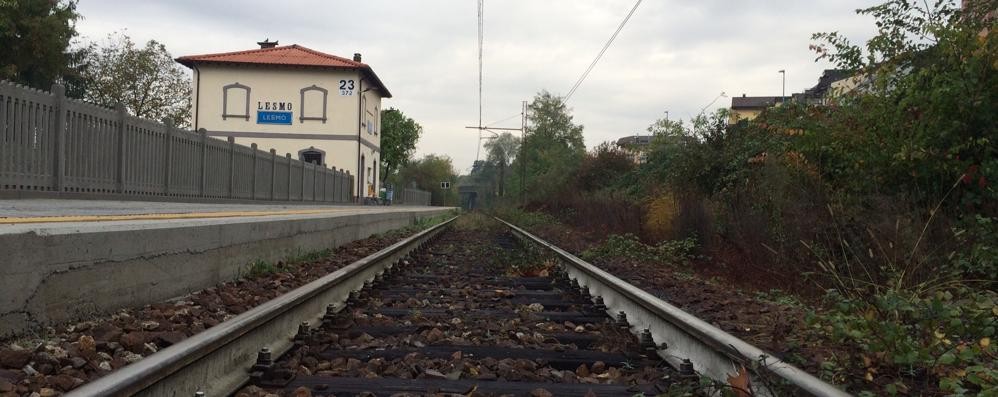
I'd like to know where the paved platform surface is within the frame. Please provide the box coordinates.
[0,199,423,226]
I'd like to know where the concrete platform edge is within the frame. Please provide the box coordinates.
[0,207,454,338]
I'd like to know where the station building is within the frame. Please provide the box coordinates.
[176,40,391,199]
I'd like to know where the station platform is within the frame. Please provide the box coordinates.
[0,199,453,337]
[0,199,421,229]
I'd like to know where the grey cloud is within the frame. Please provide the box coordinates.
[75,0,879,172]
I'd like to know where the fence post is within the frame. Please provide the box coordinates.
[300,162,306,201]
[346,171,352,203]
[227,137,235,198]
[198,128,207,197]
[250,143,258,200]
[52,84,67,192]
[115,103,126,193]
[282,153,289,200]
[163,119,174,195]
[270,149,277,200]
[329,167,339,203]
[312,164,319,201]
[320,165,327,202]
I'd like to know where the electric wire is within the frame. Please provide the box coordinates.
[564,0,642,102]
[486,112,522,127]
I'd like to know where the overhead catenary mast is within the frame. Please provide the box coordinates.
[474,0,485,163]
[467,0,524,167]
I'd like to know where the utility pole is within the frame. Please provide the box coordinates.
[520,100,527,205]
[779,69,786,103]
[474,0,485,163]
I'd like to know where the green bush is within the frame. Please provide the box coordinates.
[808,288,996,395]
[492,206,560,230]
[581,233,697,265]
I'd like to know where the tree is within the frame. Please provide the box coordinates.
[575,142,635,192]
[509,91,586,202]
[807,0,997,207]
[484,132,520,196]
[379,108,422,183]
[646,117,684,138]
[80,33,191,127]
[0,0,81,91]
[395,154,459,206]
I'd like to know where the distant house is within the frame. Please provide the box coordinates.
[176,40,392,200]
[729,69,854,124]
[728,95,785,124]
[615,135,653,164]
[797,69,850,104]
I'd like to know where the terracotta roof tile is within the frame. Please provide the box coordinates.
[176,44,391,98]
[176,44,365,68]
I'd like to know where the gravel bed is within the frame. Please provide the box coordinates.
[236,224,681,397]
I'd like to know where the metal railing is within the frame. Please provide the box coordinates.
[0,81,354,203]
[497,218,850,397]
[394,188,431,206]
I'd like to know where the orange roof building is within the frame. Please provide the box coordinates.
[176,40,391,200]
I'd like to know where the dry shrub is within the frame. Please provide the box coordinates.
[674,193,711,241]
[643,192,678,241]
[530,192,644,240]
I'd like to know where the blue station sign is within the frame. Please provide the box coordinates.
[257,110,292,125]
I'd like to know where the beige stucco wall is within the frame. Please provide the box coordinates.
[728,109,762,124]
[190,64,384,197]
[829,74,867,97]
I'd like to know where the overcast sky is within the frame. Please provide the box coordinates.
[75,0,878,173]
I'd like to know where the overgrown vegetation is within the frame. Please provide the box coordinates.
[245,247,333,278]
[581,233,697,265]
[484,0,996,393]
[391,154,460,206]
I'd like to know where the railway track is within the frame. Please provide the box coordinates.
[67,215,848,396]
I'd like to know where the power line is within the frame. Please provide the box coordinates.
[564,0,642,102]
[487,112,522,127]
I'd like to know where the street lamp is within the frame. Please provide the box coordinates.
[778,70,786,102]
[698,91,727,117]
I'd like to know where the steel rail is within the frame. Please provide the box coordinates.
[497,218,850,397]
[68,216,457,397]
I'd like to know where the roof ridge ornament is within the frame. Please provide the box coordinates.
[257,39,278,49]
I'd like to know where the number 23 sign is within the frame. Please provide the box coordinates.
[339,80,355,96]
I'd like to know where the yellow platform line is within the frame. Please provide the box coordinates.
[0,208,358,224]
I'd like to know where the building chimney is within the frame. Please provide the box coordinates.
[257,39,278,49]
[353,53,362,62]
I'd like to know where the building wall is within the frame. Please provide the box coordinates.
[829,74,867,97]
[192,64,383,198]
[728,109,763,124]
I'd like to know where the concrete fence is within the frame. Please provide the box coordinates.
[0,81,355,203]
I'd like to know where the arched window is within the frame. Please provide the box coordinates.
[374,105,379,135]
[299,85,328,123]
[222,83,250,120]
[298,147,325,165]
